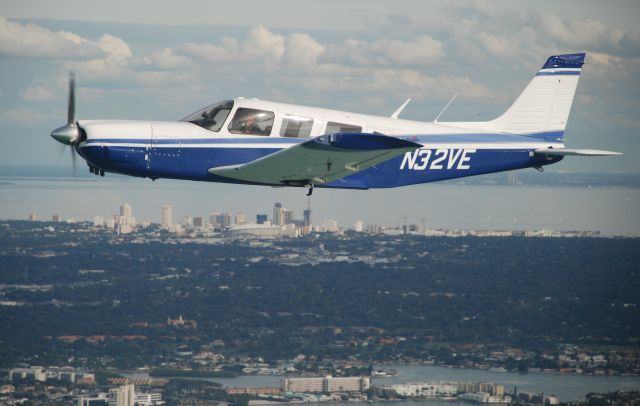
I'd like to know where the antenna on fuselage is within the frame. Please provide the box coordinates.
[391,98,411,119]
[433,93,458,123]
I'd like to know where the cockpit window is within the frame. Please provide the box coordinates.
[182,100,234,132]
[228,108,274,136]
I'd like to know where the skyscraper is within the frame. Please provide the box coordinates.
[303,198,311,227]
[273,202,283,226]
[216,213,231,228]
[354,220,364,232]
[120,203,132,218]
[282,209,293,225]
[162,205,172,226]
[235,212,247,225]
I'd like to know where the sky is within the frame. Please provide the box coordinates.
[1,0,639,174]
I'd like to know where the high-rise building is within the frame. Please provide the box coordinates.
[209,212,220,227]
[216,213,232,228]
[235,212,247,225]
[93,216,104,227]
[256,214,268,224]
[28,213,37,221]
[282,209,293,225]
[120,204,132,218]
[354,220,364,232]
[162,205,172,227]
[323,219,338,232]
[52,214,61,222]
[108,384,134,406]
[303,197,311,227]
[273,202,283,225]
[193,217,203,227]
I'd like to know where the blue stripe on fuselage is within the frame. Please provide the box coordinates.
[79,142,561,189]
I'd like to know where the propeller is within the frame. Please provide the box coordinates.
[50,72,84,174]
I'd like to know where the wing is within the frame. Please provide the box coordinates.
[534,148,622,156]
[208,132,421,186]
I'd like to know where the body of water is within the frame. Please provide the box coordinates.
[125,364,640,402]
[1,177,639,235]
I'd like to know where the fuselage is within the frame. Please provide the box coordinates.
[76,97,562,189]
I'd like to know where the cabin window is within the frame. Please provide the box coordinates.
[325,121,362,133]
[280,115,314,138]
[228,108,275,136]
[181,100,234,132]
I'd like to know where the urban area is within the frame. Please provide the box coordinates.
[2,201,639,405]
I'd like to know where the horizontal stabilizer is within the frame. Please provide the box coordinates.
[208,133,420,186]
[534,148,622,156]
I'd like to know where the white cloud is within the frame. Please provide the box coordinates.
[0,16,103,59]
[284,33,325,68]
[243,25,285,68]
[97,34,133,59]
[149,48,194,70]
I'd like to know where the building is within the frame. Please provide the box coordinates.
[282,376,369,393]
[460,392,512,403]
[10,366,94,384]
[273,202,283,225]
[256,214,268,224]
[52,214,61,222]
[235,212,247,225]
[10,366,46,382]
[161,205,172,227]
[226,387,281,395]
[109,384,135,406]
[135,391,164,405]
[354,220,364,232]
[216,213,232,228]
[322,220,338,232]
[388,382,458,398]
[93,216,104,227]
[120,204,132,218]
[78,393,108,406]
[166,315,197,328]
[29,213,37,221]
[193,217,203,227]
[282,209,294,225]
[223,224,282,239]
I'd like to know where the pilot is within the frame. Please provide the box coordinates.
[242,116,260,134]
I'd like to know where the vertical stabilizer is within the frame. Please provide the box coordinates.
[444,53,585,143]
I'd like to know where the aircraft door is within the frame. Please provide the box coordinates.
[149,123,182,177]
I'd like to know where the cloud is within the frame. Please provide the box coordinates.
[0,16,103,59]
[284,33,325,68]
[97,34,133,59]
[243,25,285,68]
[148,48,194,70]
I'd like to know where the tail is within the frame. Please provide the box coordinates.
[446,53,586,143]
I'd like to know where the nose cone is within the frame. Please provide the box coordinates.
[50,124,79,145]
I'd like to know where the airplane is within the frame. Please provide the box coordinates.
[50,52,620,195]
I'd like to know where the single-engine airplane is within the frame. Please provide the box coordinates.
[50,52,620,195]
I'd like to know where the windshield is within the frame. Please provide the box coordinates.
[181,100,234,132]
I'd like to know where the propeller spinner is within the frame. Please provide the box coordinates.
[50,72,81,145]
